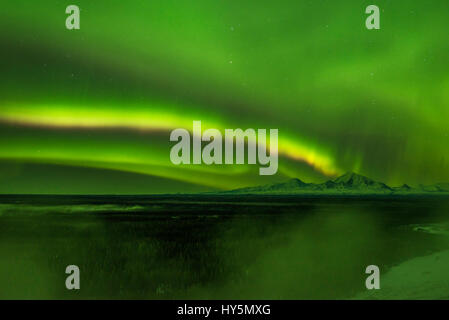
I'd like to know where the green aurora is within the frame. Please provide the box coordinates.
[0,0,448,193]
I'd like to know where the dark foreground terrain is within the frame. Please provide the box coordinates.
[1,194,449,299]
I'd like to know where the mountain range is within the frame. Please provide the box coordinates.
[222,172,449,195]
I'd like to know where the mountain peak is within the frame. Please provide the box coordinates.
[327,172,391,190]
[333,172,371,183]
[285,178,307,186]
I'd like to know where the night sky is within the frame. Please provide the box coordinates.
[0,1,448,193]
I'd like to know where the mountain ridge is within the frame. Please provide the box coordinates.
[222,172,449,195]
